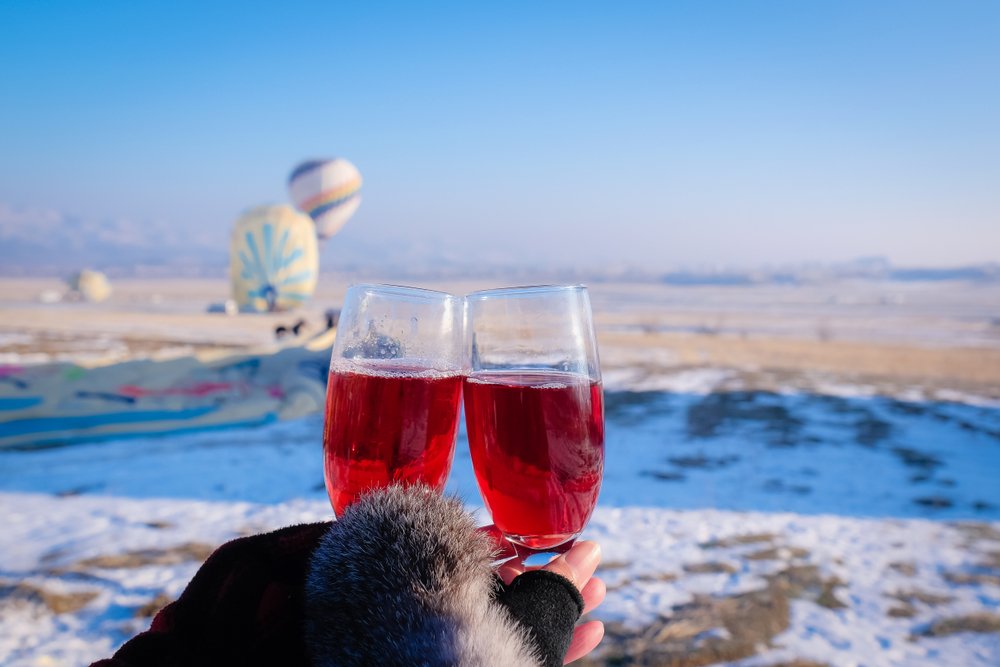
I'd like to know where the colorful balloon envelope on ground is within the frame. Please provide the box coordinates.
[287,158,362,240]
[229,204,319,312]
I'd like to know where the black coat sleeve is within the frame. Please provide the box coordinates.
[494,570,585,667]
[90,522,330,667]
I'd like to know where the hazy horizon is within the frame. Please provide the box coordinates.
[2,2,998,272]
[2,201,999,280]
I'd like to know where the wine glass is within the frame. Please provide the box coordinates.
[463,285,604,557]
[322,283,464,516]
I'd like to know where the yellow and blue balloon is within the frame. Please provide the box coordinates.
[229,204,319,312]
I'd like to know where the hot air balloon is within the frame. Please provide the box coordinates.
[68,269,112,302]
[230,205,319,312]
[288,158,362,240]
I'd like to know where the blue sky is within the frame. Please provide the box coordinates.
[1,1,997,270]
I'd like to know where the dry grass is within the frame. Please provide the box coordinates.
[134,592,174,618]
[579,556,857,665]
[943,571,1000,587]
[888,589,954,606]
[0,582,98,614]
[700,533,776,549]
[917,613,1000,637]
[62,542,215,571]
[684,562,738,575]
[766,565,847,610]
[888,605,916,618]
[599,330,1000,395]
[606,571,680,592]
[888,561,918,577]
[578,586,790,667]
[953,523,1000,543]
[745,547,810,561]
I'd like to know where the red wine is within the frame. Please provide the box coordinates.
[464,370,604,550]
[323,362,463,515]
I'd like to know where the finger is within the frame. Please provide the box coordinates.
[497,563,524,586]
[580,576,606,615]
[542,541,601,589]
[563,620,605,664]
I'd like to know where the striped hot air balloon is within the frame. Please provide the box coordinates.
[288,158,362,240]
[229,205,319,312]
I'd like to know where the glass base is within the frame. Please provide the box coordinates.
[506,532,578,563]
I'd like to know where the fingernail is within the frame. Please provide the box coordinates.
[565,540,600,572]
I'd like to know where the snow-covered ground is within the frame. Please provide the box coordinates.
[3,493,999,666]
[3,373,998,519]
[1,359,999,664]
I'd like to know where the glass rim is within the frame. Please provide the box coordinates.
[466,284,588,300]
[346,282,459,302]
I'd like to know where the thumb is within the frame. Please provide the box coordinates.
[542,541,601,590]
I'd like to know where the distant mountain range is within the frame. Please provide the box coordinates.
[1,203,997,284]
[651,257,1000,286]
[0,203,227,277]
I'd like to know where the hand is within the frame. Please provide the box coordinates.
[497,541,606,665]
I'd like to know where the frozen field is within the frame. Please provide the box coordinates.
[2,373,999,666]
[2,365,998,519]
[3,492,999,667]
[1,278,999,665]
